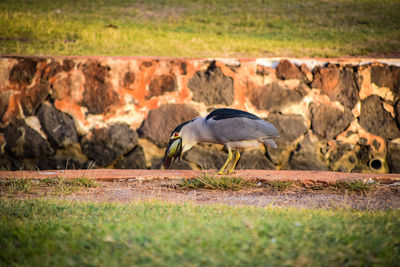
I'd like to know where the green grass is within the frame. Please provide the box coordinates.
[1,0,399,57]
[177,174,256,190]
[0,199,399,266]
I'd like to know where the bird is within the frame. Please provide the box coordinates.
[163,108,279,174]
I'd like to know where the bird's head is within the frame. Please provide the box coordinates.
[163,131,183,168]
[163,118,200,168]
[163,120,188,168]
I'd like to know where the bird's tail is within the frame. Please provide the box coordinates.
[260,138,277,149]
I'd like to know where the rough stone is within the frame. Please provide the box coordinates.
[265,113,308,165]
[41,60,61,81]
[33,143,89,170]
[50,69,82,100]
[249,82,307,112]
[0,154,25,171]
[267,113,308,143]
[20,80,50,116]
[35,157,89,170]
[162,159,193,170]
[81,123,138,167]
[328,143,358,172]
[3,119,54,158]
[337,67,359,108]
[300,63,313,82]
[311,64,339,91]
[359,95,400,140]
[387,142,400,173]
[395,100,400,127]
[0,91,11,120]
[371,64,400,96]
[37,102,78,148]
[114,145,147,169]
[183,144,227,170]
[287,134,329,171]
[329,143,354,164]
[237,150,275,170]
[309,103,353,140]
[312,64,359,109]
[358,143,373,166]
[140,61,154,69]
[62,59,75,72]
[350,143,376,173]
[171,60,187,75]
[149,158,164,170]
[276,59,303,80]
[0,132,5,155]
[123,71,136,90]
[187,61,234,105]
[9,58,38,85]
[256,65,276,77]
[147,74,177,99]
[138,104,199,147]
[81,61,119,114]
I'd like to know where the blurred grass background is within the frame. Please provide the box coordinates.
[1,0,399,57]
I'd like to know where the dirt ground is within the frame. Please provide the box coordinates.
[2,178,400,210]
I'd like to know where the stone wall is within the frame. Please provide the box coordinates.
[1,56,400,173]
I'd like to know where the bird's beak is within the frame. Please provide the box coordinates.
[163,137,182,168]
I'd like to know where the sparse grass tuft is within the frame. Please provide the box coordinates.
[264,181,293,191]
[177,178,375,192]
[0,178,32,193]
[41,177,98,194]
[70,177,98,188]
[41,177,62,186]
[41,177,74,194]
[331,180,374,193]
[177,174,256,191]
[0,177,98,196]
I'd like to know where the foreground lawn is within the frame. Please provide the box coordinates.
[1,0,399,57]
[0,199,399,266]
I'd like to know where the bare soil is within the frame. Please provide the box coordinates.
[2,178,400,210]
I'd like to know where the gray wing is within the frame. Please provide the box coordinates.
[206,116,279,143]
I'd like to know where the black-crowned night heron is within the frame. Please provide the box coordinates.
[164,108,279,174]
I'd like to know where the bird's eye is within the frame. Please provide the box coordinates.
[173,132,179,137]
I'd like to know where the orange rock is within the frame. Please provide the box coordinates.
[2,92,22,124]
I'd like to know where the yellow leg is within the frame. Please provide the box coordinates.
[228,150,241,174]
[218,147,232,175]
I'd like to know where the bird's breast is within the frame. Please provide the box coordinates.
[225,140,261,149]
